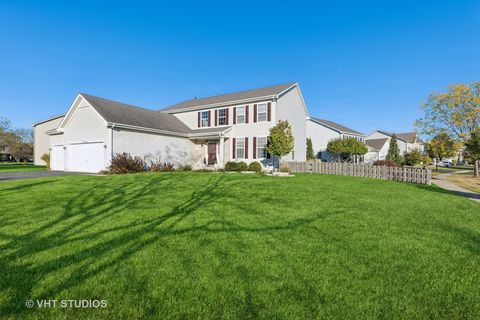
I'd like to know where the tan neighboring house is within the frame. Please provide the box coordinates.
[32,114,65,165]
[0,144,14,162]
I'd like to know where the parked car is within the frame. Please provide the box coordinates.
[442,161,453,167]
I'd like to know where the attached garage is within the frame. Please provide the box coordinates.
[66,142,105,173]
[44,92,202,173]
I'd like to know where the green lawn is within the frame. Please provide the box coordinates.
[0,164,46,173]
[0,173,479,319]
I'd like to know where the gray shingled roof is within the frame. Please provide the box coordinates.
[311,117,364,136]
[365,138,389,150]
[377,131,418,143]
[32,114,65,127]
[80,93,191,134]
[189,126,231,135]
[162,83,296,112]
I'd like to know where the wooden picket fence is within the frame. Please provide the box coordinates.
[284,161,431,185]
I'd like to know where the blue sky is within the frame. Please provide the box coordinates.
[1,1,479,135]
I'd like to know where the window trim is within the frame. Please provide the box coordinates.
[257,103,267,122]
[201,111,209,127]
[217,108,227,126]
[236,137,245,159]
[256,136,268,159]
[236,106,246,124]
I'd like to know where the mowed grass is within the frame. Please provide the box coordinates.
[448,173,480,193]
[0,164,46,173]
[0,173,479,319]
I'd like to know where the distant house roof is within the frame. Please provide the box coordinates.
[366,138,389,151]
[310,117,365,136]
[32,114,65,127]
[161,83,297,113]
[80,93,192,135]
[377,130,419,143]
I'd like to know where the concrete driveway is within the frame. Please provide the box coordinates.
[0,171,75,181]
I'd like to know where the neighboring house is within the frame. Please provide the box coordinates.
[34,83,309,173]
[306,117,365,161]
[364,138,390,164]
[32,114,65,165]
[366,131,424,155]
[0,145,15,162]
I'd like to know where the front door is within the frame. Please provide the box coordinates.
[208,143,217,165]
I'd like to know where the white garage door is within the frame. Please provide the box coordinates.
[67,142,105,173]
[51,145,65,171]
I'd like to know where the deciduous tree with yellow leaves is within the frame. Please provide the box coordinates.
[416,81,480,176]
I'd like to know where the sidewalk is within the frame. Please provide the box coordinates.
[432,170,480,203]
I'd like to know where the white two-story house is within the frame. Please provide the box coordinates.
[33,83,309,172]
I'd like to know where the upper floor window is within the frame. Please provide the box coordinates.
[257,103,267,122]
[201,111,209,127]
[218,109,227,126]
[257,136,267,158]
[236,106,245,124]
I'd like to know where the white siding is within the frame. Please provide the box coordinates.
[306,119,341,160]
[275,86,307,162]
[33,116,64,165]
[113,129,204,169]
[367,131,390,140]
[173,100,276,164]
[61,103,110,171]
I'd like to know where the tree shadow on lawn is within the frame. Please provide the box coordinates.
[0,180,56,191]
[0,173,326,318]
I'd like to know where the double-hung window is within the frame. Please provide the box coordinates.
[201,111,209,127]
[257,103,267,122]
[218,109,227,126]
[236,139,245,159]
[236,106,245,124]
[257,136,267,158]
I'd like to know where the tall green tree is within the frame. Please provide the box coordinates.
[425,132,459,171]
[416,81,480,141]
[385,134,402,165]
[327,137,367,163]
[465,128,480,177]
[266,120,294,170]
[306,137,314,160]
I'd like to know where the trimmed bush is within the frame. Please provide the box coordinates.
[225,161,238,172]
[248,161,262,172]
[404,150,423,166]
[279,165,290,173]
[177,164,193,171]
[422,155,432,164]
[109,152,145,174]
[40,153,50,169]
[237,161,248,172]
[373,160,398,167]
[149,161,175,172]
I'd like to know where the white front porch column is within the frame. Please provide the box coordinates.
[203,144,208,167]
[218,136,225,169]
